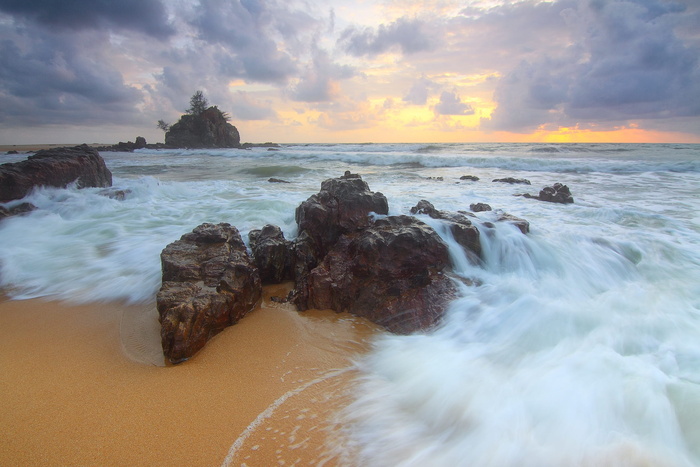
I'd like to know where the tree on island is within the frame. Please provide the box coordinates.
[186,90,208,116]
[160,91,240,148]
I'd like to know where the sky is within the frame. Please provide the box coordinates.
[0,0,699,145]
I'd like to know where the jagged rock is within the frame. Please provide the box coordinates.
[295,215,457,334]
[470,202,492,212]
[157,223,261,364]
[249,225,293,284]
[519,183,574,204]
[0,144,112,202]
[460,175,480,181]
[295,171,388,260]
[410,199,481,260]
[493,177,531,185]
[165,107,240,148]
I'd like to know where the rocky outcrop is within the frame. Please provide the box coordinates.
[297,215,457,334]
[157,223,261,364]
[0,202,36,221]
[520,183,574,204]
[295,171,389,260]
[0,144,112,202]
[156,173,535,362]
[165,107,241,148]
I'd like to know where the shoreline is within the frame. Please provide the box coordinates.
[0,285,377,466]
[0,143,110,153]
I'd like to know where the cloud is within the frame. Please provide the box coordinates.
[403,77,437,105]
[0,30,143,126]
[434,90,475,116]
[289,49,355,103]
[340,17,437,56]
[0,0,174,39]
[231,91,277,120]
[483,0,700,132]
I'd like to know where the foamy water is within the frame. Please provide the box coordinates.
[1,143,699,465]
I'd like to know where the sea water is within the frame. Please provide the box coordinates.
[1,143,699,465]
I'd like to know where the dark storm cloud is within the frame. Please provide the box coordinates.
[339,17,436,56]
[189,0,300,84]
[483,0,700,132]
[0,0,174,39]
[0,31,143,126]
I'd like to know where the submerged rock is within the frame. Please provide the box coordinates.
[157,223,261,364]
[520,183,574,204]
[410,199,481,260]
[493,177,531,185]
[0,144,112,202]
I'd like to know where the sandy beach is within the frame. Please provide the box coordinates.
[0,285,378,466]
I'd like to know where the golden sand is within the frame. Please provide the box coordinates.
[0,285,377,466]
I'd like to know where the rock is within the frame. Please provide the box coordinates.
[460,175,480,181]
[496,212,530,234]
[470,202,492,212]
[0,202,36,221]
[268,178,290,184]
[7,150,18,154]
[493,177,531,185]
[157,223,261,363]
[538,183,574,203]
[519,183,574,204]
[410,200,481,259]
[295,215,457,334]
[0,144,112,202]
[165,107,240,148]
[295,172,388,260]
[134,136,147,149]
[249,224,293,284]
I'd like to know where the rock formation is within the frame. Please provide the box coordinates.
[520,183,574,204]
[157,223,261,364]
[299,215,458,334]
[0,144,112,202]
[156,172,534,362]
[165,107,241,148]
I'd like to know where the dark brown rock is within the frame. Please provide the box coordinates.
[496,212,530,234]
[294,215,457,334]
[519,183,574,204]
[470,202,492,212]
[249,224,293,284]
[460,175,479,181]
[0,144,112,202]
[157,223,261,364]
[295,172,388,260]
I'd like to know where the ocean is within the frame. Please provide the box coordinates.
[1,142,699,466]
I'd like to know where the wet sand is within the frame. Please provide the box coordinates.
[0,285,377,466]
